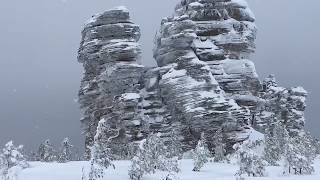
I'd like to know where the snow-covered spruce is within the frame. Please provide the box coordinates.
[264,121,287,166]
[38,139,56,162]
[129,133,180,180]
[0,141,29,179]
[192,133,211,172]
[213,128,227,162]
[283,131,316,175]
[235,132,266,177]
[58,137,73,163]
[86,119,115,179]
[166,130,184,159]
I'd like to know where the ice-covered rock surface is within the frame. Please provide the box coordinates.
[78,0,309,158]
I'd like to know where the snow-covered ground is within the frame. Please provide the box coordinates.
[17,158,320,180]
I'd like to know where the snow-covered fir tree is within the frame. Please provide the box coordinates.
[91,119,115,169]
[86,118,115,179]
[38,139,56,162]
[128,155,144,180]
[314,138,320,155]
[235,139,266,177]
[213,128,226,162]
[264,120,286,166]
[0,141,29,179]
[81,162,104,180]
[128,133,180,180]
[192,133,211,172]
[166,130,183,159]
[58,137,73,163]
[302,131,317,161]
[283,130,316,175]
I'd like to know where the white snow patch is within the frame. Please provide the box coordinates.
[222,59,258,78]
[17,159,320,180]
[291,86,307,94]
[121,93,140,100]
[232,0,248,7]
[112,6,129,12]
[189,2,204,8]
[247,128,265,143]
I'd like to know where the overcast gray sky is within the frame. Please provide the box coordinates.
[0,0,319,152]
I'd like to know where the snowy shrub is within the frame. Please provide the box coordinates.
[38,139,56,162]
[58,137,73,163]
[0,141,29,179]
[129,133,180,180]
[192,133,211,172]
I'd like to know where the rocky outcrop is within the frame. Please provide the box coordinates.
[78,6,145,159]
[254,76,307,136]
[78,1,309,159]
[153,0,260,150]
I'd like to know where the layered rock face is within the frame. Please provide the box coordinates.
[78,7,145,159]
[153,0,260,150]
[254,76,307,136]
[78,1,309,158]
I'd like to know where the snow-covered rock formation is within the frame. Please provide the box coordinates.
[78,1,309,159]
[153,0,261,151]
[78,6,145,159]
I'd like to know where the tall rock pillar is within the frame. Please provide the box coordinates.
[78,7,144,159]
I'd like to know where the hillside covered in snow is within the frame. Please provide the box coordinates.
[17,158,320,180]
[1,0,318,180]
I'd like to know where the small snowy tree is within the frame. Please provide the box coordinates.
[128,133,180,180]
[302,132,317,161]
[314,138,320,155]
[264,121,285,165]
[166,130,183,159]
[192,133,211,172]
[58,137,73,163]
[0,141,29,179]
[38,139,56,162]
[86,119,115,180]
[235,139,266,177]
[128,155,144,180]
[213,128,226,162]
[283,131,316,175]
